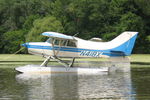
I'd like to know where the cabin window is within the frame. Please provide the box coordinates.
[46,38,76,47]
[54,39,60,45]
[55,40,76,47]
[66,40,76,47]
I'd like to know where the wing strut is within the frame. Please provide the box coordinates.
[51,38,56,56]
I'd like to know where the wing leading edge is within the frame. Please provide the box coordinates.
[42,32,75,40]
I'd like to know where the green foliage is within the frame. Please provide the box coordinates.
[26,16,64,42]
[0,0,150,53]
[23,15,40,30]
[134,0,150,16]
[2,30,26,53]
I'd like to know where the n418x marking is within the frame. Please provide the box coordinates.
[80,50,103,57]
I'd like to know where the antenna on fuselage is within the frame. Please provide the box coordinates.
[73,32,79,37]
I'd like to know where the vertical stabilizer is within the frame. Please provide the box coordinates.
[110,31,138,56]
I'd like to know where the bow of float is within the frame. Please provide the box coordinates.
[15,65,108,74]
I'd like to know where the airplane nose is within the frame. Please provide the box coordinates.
[21,43,28,48]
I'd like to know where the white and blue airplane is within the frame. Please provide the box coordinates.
[15,31,138,73]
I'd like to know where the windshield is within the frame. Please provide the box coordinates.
[46,38,52,43]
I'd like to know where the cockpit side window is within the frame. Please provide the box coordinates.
[58,40,76,47]
[54,39,60,45]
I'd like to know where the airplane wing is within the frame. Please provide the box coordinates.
[42,32,75,41]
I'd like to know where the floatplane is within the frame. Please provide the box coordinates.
[15,31,138,74]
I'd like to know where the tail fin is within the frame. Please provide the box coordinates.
[110,31,138,56]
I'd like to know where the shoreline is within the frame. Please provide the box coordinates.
[0,54,150,68]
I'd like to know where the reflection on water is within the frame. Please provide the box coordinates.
[0,59,150,100]
[16,72,134,100]
[14,55,132,100]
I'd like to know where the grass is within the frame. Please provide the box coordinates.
[0,54,150,68]
[0,54,109,61]
[130,54,150,68]
[0,54,45,61]
[0,54,149,62]
[130,54,150,63]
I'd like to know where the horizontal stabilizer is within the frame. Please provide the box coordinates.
[110,50,125,56]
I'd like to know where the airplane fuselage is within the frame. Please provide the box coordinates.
[25,42,107,58]
[22,31,138,58]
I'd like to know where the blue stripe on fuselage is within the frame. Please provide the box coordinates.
[27,45,106,53]
[27,44,127,57]
[27,44,112,56]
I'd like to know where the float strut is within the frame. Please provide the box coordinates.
[40,56,51,67]
[69,57,75,67]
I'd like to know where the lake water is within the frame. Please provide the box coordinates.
[0,64,150,100]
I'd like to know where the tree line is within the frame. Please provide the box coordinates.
[0,0,150,54]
